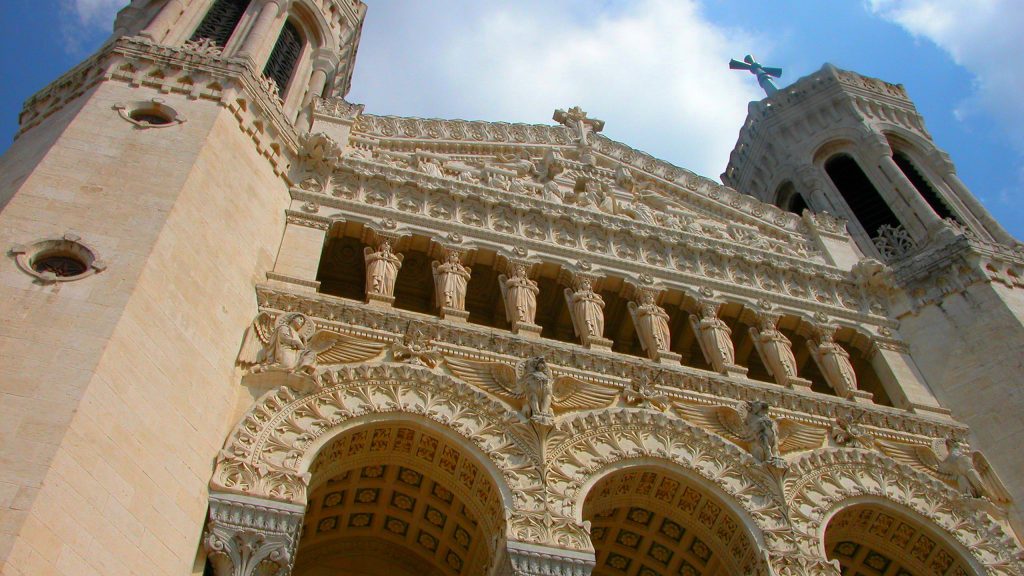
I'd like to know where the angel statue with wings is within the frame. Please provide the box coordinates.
[445,355,618,425]
[238,312,387,385]
[879,437,1011,503]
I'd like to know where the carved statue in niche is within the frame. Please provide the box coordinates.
[565,277,605,342]
[807,326,858,398]
[499,263,540,326]
[237,312,386,384]
[879,438,1012,503]
[628,290,671,356]
[749,314,799,386]
[432,250,471,310]
[689,302,735,373]
[364,238,404,297]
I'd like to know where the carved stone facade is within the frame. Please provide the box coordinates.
[0,1,1022,576]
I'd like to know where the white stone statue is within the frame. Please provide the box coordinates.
[364,239,404,297]
[237,312,387,385]
[807,328,858,398]
[677,401,826,465]
[743,400,781,465]
[749,315,799,386]
[432,250,471,310]
[519,356,554,420]
[499,264,540,326]
[628,290,671,357]
[689,302,735,373]
[879,438,1012,503]
[417,154,445,178]
[565,277,605,343]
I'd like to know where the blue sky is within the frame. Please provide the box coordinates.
[2,0,1022,238]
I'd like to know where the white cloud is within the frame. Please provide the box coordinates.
[867,0,1024,148]
[60,0,122,53]
[348,0,765,181]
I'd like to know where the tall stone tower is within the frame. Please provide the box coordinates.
[3,4,1024,576]
[0,0,365,573]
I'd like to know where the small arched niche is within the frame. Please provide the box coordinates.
[292,421,506,576]
[583,465,766,576]
[824,502,979,576]
[774,181,809,215]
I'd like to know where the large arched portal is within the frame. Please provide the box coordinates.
[291,421,505,576]
[582,466,764,576]
[824,503,979,576]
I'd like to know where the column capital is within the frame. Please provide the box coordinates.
[502,540,595,576]
[203,492,305,576]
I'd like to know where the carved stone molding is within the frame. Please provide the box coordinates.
[501,540,595,576]
[203,492,305,576]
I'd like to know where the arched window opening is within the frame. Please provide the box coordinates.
[190,0,251,47]
[264,20,304,95]
[535,275,577,345]
[824,154,902,238]
[391,247,434,315]
[774,181,809,215]
[316,234,367,302]
[893,152,957,222]
[825,504,975,576]
[462,251,510,330]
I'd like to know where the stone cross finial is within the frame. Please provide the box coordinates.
[553,106,605,146]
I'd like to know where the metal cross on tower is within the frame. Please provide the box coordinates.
[553,106,605,147]
[729,54,783,97]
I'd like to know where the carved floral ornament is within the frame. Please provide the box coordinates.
[210,352,1024,574]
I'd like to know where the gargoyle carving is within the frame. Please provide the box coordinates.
[878,438,1011,503]
[237,312,387,382]
[675,400,826,465]
[445,356,617,423]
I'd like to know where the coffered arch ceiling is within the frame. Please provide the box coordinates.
[293,421,505,576]
[582,465,765,576]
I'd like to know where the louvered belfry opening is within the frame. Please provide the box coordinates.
[190,0,251,47]
[824,154,902,238]
[892,152,957,222]
[263,20,304,95]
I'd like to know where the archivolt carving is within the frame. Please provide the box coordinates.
[212,363,536,508]
[784,449,1024,575]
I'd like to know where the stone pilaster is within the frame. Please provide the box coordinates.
[203,492,305,576]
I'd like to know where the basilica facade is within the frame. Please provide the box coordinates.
[1,1,1023,575]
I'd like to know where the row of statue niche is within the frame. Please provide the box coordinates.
[342,147,809,258]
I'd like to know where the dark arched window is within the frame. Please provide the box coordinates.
[824,154,902,238]
[263,20,304,95]
[190,0,251,47]
[892,152,957,222]
[775,181,809,215]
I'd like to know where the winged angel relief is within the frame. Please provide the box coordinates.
[238,312,387,388]
[878,438,1011,504]
[445,356,617,425]
[675,401,826,467]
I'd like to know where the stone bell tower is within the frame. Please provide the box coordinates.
[724,63,1024,534]
[0,0,364,573]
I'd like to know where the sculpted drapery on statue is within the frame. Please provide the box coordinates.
[689,301,735,373]
[247,313,317,376]
[431,249,471,311]
[364,238,403,298]
[628,289,671,356]
[807,325,859,399]
[565,276,605,344]
[750,313,799,387]
[499,263,540,326]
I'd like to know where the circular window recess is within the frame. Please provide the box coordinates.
[114,99,185,128]
[10,232,106,284]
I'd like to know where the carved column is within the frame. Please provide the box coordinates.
[236,0,286,66]
[499,260,542,338]
[860,133,939,237]
[628,287,680,364]
[364,233,403,307]
[139,0,185,42]
[806,325,872,403]
[749,312,810,389]
[688,300,745,376]
[432,247,471,322]
[296,50,339,129]
[203,492,305,576]
[564,273,612,350]
[498,541,596,576]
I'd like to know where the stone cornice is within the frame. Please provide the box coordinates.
[17,36,299,176]
[254,282,965,441]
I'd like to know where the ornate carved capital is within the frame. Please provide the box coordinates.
[502,540,596,576]
[203,493,305,576]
